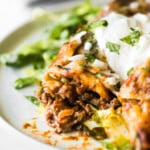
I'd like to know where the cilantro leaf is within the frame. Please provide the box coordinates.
[120,28,141,45]
[84,49,98,63]
[106,42,120,54]
[3,0,99,71]
[90,20,108,30]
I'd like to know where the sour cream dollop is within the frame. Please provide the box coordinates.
[94,12,150,80]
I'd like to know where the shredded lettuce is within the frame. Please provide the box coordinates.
[14,77,40,89]
[84,106,134,150]
[48,0,99,40]
[0,0,99,90]
[0,0,101,111]
[4,39,61,69]
[102,136,134,150]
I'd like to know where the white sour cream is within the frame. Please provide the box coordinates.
[84,42,92,51]
[71,31,86,43]
[94,12,150,80]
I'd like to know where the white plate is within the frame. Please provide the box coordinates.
[0,1,110,149]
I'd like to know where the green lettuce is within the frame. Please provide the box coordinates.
[84,106,134,150]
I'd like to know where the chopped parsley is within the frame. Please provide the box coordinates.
[120,28,141,45]
[127,67,134,76]
[106,42,120,54]
[142,67,150,73]
[84,49,98,63]
[0,0,100,90]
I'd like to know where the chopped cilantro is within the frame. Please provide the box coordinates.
[87,37,97,45]
[106,42,120,54]
[90,20,108,30]
[120,28,141,45]
[127,67,134,76]
[82,20,108,32]
[1,0,99,71]
[84,53,95,63]
[84,49,98,63]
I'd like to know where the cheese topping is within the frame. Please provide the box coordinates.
[94,12,150,80]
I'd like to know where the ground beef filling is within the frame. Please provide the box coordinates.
[39,79,121,133]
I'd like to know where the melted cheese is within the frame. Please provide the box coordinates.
[94,12,150,80]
